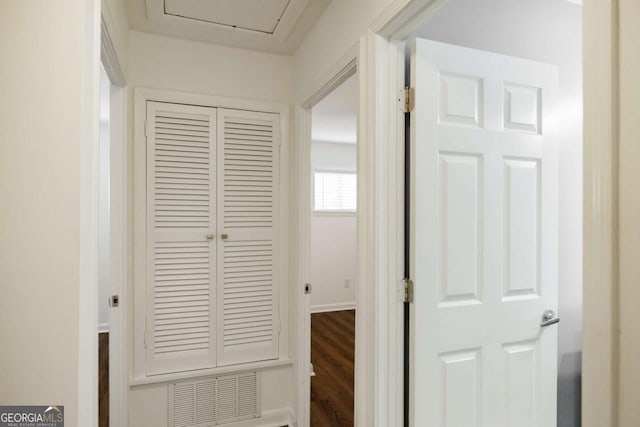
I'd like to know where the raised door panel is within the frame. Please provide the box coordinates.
[437,349,482,427]
[438,153,483,306]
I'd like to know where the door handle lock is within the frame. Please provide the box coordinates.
[540,309,559,327]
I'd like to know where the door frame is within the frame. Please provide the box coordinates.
[292,2,453,425]
[363,2,455,425]
[583,0,640,425]
[369,0,633,426]
[100,4,128,426]
[366,0,565,425]
[293,42,360,427]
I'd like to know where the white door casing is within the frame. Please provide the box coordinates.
[410,39,558,426]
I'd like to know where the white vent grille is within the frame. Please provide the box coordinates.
[195,380,216,424]
[172,383,195,427]
[169,373,259,427]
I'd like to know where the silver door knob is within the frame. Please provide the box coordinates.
[540,309,560,327]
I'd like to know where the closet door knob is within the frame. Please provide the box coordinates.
[221,234,228,240]
[206,234,215,240]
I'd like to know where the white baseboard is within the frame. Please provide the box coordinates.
[98,322,110,333]
[310,302,356,314]
[221,407,294,426]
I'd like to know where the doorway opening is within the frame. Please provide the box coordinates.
[308,73,359,426]
[97,35,127,425]
[98,63,111,427]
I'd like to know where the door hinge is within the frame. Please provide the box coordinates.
[403,277,414,303]
[403,87,415,113]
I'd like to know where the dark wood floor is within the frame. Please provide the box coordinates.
[99,333,109,427]
[311,310,355,427]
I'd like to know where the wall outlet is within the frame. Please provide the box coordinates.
[344,278,352,288]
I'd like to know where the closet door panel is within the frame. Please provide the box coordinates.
[216,108,280,366]
[146,101,217,375]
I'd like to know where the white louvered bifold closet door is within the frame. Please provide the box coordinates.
[216,108,280,366]
[146,101,217,375]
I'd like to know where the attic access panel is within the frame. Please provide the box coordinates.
[164,0,291,34]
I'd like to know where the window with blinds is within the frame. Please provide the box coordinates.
[313,171,357,212]
[144,101,280,376]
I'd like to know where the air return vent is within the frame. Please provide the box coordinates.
[169,373,259,426]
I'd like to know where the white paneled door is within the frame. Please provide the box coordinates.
[410,39,559,426]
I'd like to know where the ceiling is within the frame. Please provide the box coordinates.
[312,74,358,144]
[127,0,331,54]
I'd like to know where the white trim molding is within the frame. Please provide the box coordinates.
[100,8,130,426]
[100,0,127,86]
[78,0,101,426]
[100,15,125,86]
[617,0,640,424]
[310,303,357,314]
[583,0,640,426]
[293,45,359,427]
[106,82,129,427]
[582,1,619,425]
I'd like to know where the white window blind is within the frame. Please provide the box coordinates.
[313,171,357,212]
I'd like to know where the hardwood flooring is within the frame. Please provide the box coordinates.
[311,310,355,427]
[99,332,109,427]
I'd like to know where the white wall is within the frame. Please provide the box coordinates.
[98,120,111,331]
[0,2,95,425]
[310,142,358,311]
[127,30,295,424]
[293,0,396,103]
[129,31,293,103]
[98,67,111,333]
[412,1,583,425]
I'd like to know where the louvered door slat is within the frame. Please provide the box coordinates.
[146,101,217,375]
[216,109,280,366]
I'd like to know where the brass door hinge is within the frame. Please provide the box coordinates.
[403,277,414,303]
[403,87,415,113]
